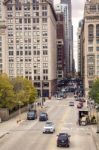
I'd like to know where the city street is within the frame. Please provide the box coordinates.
[0,96,97,150]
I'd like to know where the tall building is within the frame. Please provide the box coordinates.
[2,0,57,97]
[56,12,65,80]
[77,20,83,76]
[81,0,99,96]
[61,0,73,76]
[0,0,6,74]
[55,0,73,76]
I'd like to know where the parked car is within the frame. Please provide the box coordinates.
[43,121,55,133]
[27,110,37,120]
[69,101,74,106]
[57,133,70,147]
[39,112,48,121]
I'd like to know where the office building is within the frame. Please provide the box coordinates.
[56,12,65,79]
[81,0,99,96]
[2,0,57,97]
[55,0,73,76]
[77,20,83,76]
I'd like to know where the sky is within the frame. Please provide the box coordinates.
[54,0,86,70]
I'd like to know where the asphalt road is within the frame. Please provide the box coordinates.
[0,96,97,150]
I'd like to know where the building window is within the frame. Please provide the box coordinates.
[43,76,48,80]
[33,18,39,23]
[34,82,40,87]
[96,24,99,37]
[42,18,47,23]
[9,51,13,55]
[88,80,93,88]
[96,47,99,51]
[43,57,48,61]
[7,5,12,11]
[97,55,99,59]
[87,55,95,65]
[88,66,95,77]
[42,11,47,16]
[33,6,39,10]
[88,24,94,43]
[42,5,47,10]
[43,50,48,55]
[88,47,93,52]
[19,18,22,23]
[43,63,48,68]
[43,69,48,74]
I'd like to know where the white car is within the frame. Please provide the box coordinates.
[43,121,55,133]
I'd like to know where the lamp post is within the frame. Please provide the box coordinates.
[17,100,22,123]
[41,80,43,106]
[96,105,99,133]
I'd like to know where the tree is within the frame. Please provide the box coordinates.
[0,74,15,110]
[89,78,99,104]
[0,75,37,110]
[12,77,37,106]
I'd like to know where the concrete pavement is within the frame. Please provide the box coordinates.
[0,112,26,139]
[91,125,99,150]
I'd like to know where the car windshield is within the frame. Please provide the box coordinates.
[59,133,68,138]
[46,122,53,126]
[40,113,46,116]
[28,112,35,115]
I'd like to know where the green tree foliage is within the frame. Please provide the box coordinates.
[12,77,37,106]
[0,75,37,110]
[89,78,99,104]
[0,74,15,110]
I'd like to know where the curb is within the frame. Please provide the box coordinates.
[90,126,99,150]
[0,132,9,139]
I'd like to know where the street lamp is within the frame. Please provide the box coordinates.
[17,100,22,123]
[96,105,99,133]
[41,80,43,106]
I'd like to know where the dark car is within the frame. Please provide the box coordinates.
[27,110,37,120]
[57,133,70,147]
[39,112,48,121]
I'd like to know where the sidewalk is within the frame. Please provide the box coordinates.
[91,125,99,150]
[0,99,51,139]
[0,112,27,139]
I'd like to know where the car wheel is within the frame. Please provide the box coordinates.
[57,144,59,147]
